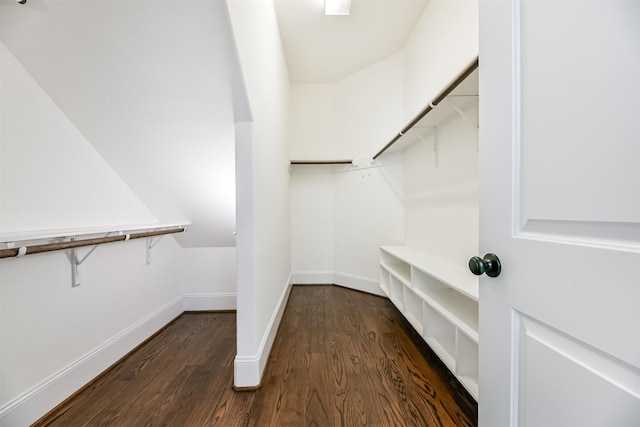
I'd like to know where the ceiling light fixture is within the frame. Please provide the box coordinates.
[325,0,351,16]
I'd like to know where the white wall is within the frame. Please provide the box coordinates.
[0,43,185,426]
[182,247,237,310]
[290,52,405,292]
[402,0,479,266]
[290,167,334,276]
[289,84,334,160]
[403,101,480,266]
[0,43,157,232]
[227,0,292,387]
[0,0,240,248]
[403,0,479,122]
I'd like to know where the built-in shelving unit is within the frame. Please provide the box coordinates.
[379,245,479,399]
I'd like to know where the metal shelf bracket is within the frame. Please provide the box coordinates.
[146,235,164,265]
[67,233,112,287]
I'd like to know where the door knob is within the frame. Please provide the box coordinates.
[468,253,501,277]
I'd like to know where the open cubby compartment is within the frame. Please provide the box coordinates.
[423,303,456,371]
[380,266,391,297]
[414,269,478,335]
[456,330,479,399]
[389,275,405,311]
[403,288,424,335]
[380,250,411,284]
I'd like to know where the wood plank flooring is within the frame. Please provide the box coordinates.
[35,285,477,427]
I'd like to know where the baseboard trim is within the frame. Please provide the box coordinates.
[291,271,333,284]
[182,292,236,311]
[233,274,292,388]
[0,296,184,427]
[292,270,384,297]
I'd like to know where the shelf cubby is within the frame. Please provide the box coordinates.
[403,288,424,336]
[381,249,412,285]
[389,275,405,311]
[456,330,479,398]
[424,303,456,371]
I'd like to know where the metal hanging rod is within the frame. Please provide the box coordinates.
[373,56,479,160]
[290,160,353,165]
[0,227,186,259]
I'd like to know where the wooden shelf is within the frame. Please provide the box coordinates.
[379,245,479,400]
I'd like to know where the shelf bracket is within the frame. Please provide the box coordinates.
[416,127,438,167]
[67,234,110,287]
[444,97,479,129]
[146,235,164,265]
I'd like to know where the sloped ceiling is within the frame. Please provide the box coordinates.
[273,0,430,83]
[0,0,247,247]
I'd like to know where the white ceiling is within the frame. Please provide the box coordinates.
[273,0,430,83]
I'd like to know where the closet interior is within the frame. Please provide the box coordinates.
[291,57,480,400]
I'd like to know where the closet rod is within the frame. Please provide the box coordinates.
[373,56,479,160]
[0,227,186,259]
[290,160,353,165]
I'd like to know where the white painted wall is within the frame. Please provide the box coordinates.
[0,42,185,426]
[182,247,237,311]
[290,166,335,277]
[0,45,157,231]
[403,102,479,266]
[402,0,479,266]
[227,0,292,387]
[289,84,334,160]
[0,0,240,248]
[403,0,479,122]
[290,53,405,292]
[332,53,405,160]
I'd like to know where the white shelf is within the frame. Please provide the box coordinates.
[381,246,478,301]
[381,263,411,287]
[379,245,479,400]
[0,222,189,244]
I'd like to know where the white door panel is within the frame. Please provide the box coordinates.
[517,0,640,225]
[515,312,639,427]
[479,0,640,425]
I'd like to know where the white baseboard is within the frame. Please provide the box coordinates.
[292,270,384,297]
[0,296,184,427]
[234,275,292,388]
[291,270,334,284]
[333,271,384,296]
[182,292,236,311]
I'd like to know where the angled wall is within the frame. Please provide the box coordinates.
[0,41,184,426]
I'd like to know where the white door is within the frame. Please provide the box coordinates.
[478,1,640,426]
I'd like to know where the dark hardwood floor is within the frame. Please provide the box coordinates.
[35,285,477,427]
